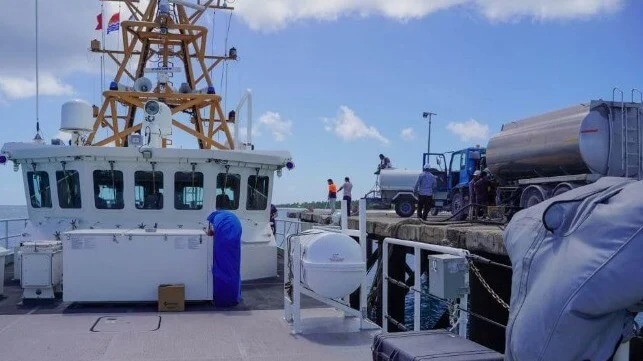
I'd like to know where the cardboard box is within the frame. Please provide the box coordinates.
[158,284,185,312]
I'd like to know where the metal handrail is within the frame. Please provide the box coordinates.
[382,237,470,336]
[274,218,303,248]
[1,217,28,250]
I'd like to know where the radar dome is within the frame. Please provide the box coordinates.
[60,100,94,132]
[292,231,365,298]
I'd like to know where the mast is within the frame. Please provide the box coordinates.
[86,0,237,149]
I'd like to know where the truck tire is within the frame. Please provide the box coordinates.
[451,192,469,221]
[451,192,468,221]
[394,199,416,218]
[520,185,547,208]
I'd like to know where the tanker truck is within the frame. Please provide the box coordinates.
[364,147,483,217]
[487,96,642,213]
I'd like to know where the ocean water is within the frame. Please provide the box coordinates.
[0,205,28,249]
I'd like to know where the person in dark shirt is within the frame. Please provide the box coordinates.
[473,171,491,217]
[270,204,278,235]
[375,154,392,174]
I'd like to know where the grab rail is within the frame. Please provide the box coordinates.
[1,217,28,250]
[382,237,470,336]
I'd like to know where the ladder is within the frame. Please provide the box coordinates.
[624,89,642,179]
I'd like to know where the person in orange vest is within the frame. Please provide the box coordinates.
[327,179,337,214]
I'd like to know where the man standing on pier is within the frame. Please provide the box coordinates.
[414,164,437,220]
[327,179,337,214]
[337,177,353,216]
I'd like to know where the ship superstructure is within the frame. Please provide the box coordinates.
[1,0,293,288]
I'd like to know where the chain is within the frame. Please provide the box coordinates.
[385,276,507,329]
[469,261,509,310]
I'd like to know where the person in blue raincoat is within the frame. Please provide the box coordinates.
[207,210,242,307]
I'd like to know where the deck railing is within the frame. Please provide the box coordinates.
[382,237,470,337]
[1,217,28,250]
[273,218,304,248]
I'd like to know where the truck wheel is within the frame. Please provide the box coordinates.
[520,186,547,208]
[451,193,468,221]
[394,199,416,218]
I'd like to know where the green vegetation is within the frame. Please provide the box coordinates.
[276,200,388,210]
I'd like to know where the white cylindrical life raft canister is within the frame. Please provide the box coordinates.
[292,230,365,299]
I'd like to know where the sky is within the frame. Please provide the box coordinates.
[0,0,642,205]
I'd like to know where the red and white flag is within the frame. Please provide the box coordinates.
[106,13,120,34]
[95,13,103,30]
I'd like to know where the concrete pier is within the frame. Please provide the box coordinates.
[293,210,507,256]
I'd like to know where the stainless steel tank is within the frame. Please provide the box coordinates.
[378,169,421,191]
[486,101,642,182]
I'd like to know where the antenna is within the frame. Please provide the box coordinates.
[33,0,43,144]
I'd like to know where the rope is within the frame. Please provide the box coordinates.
[468,254,512,271]
[210,9,216,80]
[384,315,409,332]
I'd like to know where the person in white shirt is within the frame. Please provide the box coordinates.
[337,177,353,216]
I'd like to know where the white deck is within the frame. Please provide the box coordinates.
[0,308,377,361]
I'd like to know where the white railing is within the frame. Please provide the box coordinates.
[274,218,304,248]
[382,237,470,337]
[284,199,376,333]
[1,217,28,250]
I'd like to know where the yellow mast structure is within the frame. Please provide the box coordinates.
[86,0,237,149]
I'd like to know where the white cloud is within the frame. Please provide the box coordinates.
[236,125,262,139]
[478,0,622,21]
[0,1,135,102]
[0,75,74,100]
[446,119,490,142]
[323,106,389,145]
[235,0,623,30]
[258,111,293,141]
[400,128,416,141]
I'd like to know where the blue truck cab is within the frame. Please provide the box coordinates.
[423,146,486,218]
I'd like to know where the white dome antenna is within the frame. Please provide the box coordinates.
[133,77,153,92]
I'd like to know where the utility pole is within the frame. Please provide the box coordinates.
[422,112,436,155]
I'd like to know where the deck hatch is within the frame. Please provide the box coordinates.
[90,315,161,332]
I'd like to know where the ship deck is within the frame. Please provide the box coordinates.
[0,255,378,361]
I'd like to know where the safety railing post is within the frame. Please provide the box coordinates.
[459,270,469,338]
[382,239,389,332]
[292,237,302,333]
[4,221,8,250]
[340,199,348,230]
[413,245,421,331]
[358,199,367,329]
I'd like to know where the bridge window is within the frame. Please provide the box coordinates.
[216,173,240,210]
[93,170,124,209]
[56,170,82,209]
[27,171,52,208]
[247,175,269,210]
[175,172,204,210]
[135,171,164,210]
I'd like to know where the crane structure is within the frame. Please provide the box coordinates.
[86,0,237,149]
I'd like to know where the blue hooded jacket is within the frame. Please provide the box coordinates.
[207,210,242,307]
